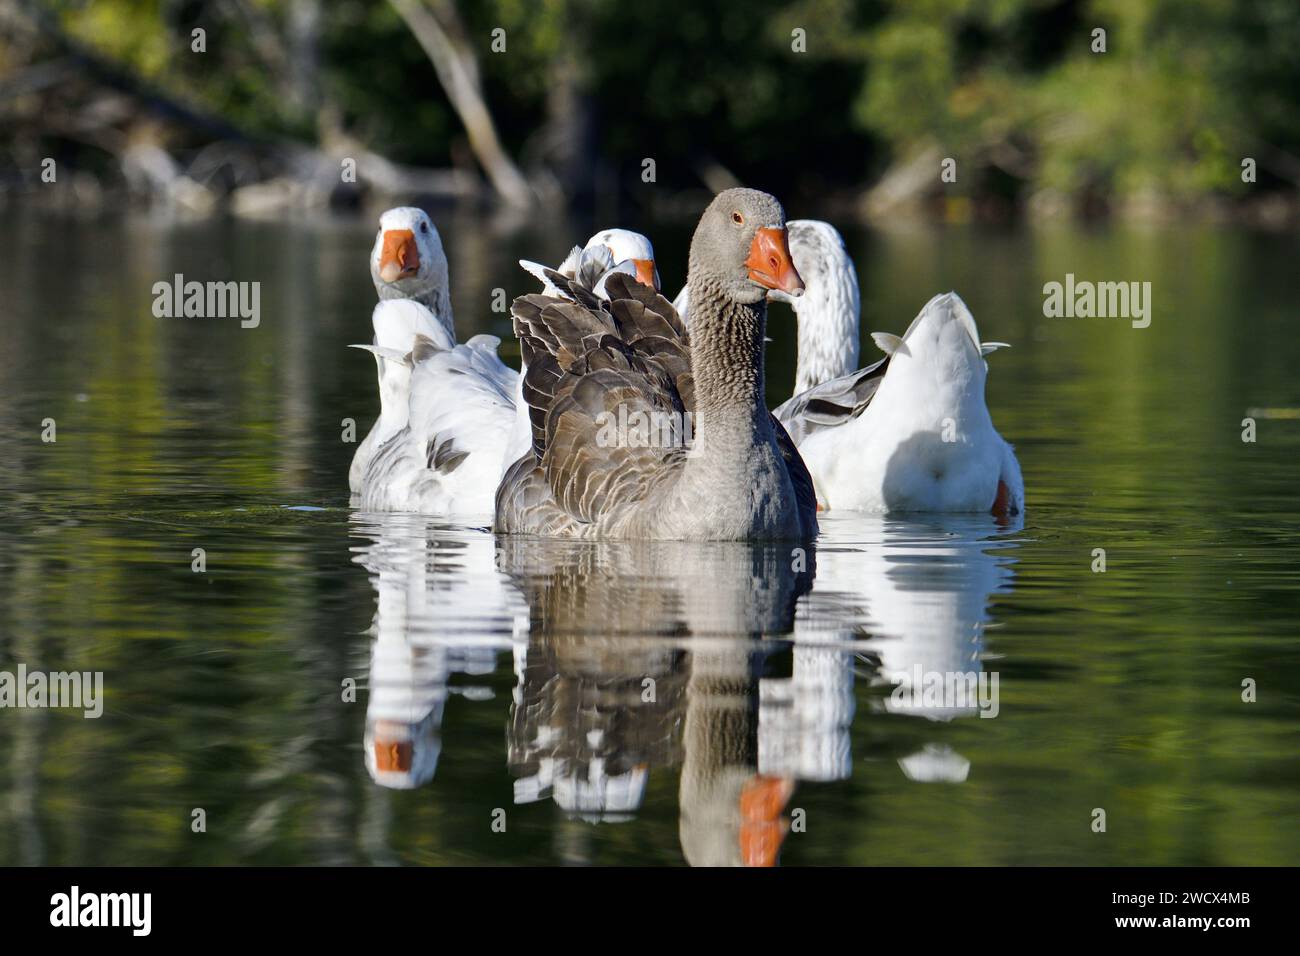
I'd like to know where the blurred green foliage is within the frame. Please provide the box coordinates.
[16,0,1300,207]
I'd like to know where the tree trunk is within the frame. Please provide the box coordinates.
[389,0,533,208]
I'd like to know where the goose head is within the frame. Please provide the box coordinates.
[689,188,804,306]
[584,228,659,291]
[370,206,452,318]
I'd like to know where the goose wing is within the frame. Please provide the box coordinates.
[350,299,455,494]
[520,244,637,302]
[361,334,516,513]
[772,355,889,446]
[519,245,581,298]
[505,273,693,527]
[407,334,516,474]
[771,414,819,533]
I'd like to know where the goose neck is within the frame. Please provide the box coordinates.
[685,279,769,442]
[376,280,455,339]
[792,265,859,394]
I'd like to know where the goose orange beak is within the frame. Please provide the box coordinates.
[632,258,658,290]
[379,229,420,283]
[746,227,803,296]
[738,774,795,867]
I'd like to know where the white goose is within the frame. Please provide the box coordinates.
[350,207,515,516]
[351,208,662,516]
[775,291,1023,515]
[348,208,455,494]
[520,228,659,301]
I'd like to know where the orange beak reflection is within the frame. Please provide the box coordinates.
[738,774,795,867]
[374,738,414,772]
[745,227,803,297]
[632,258,658,290]
[379,229,420,283]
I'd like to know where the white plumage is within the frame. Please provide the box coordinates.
[348,298,454,494]
[352,209,661,516]
[357,334,518,516]
[779,291,1023,514]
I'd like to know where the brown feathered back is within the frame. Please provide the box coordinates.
[499,273,697,534]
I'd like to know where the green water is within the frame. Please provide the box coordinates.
[0,210,1296,866]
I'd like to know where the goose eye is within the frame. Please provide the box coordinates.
[420,222,429,234]
[731,212,744,226]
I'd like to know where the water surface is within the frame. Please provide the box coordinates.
[1,211,1297,865]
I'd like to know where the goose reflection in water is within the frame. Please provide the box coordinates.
[794,513,1020,784]
[496,535,815,866]
[350,513,526,789]
[348,512,1019,864]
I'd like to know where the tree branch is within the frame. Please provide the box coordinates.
[389,0,533,208]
